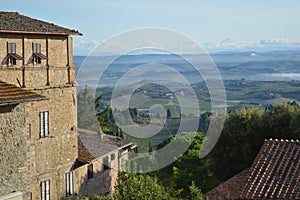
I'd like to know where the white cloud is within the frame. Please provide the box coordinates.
[73,39,101,56]
[203,38,300,52]
[258,38,300,47]
[73,38,300,55]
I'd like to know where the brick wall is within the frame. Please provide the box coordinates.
[0,32,78,199]
[0,33,76,89]
[25,86,77,199]
[0,33,72,68]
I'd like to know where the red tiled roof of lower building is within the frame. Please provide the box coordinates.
[0,11,82,35]
[240,139,300,200]
[0,80,47,105]
[204,169,249,200]
[205,139,300,200]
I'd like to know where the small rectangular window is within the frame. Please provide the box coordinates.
[87,164,93,179]
[111,153,115,161]
[40,180,50,200]
[65,171,74,196]
[7,42,19,66]
[103,156,109,171]
[40,111,49,138]
[7,42,16,54]
[33,42,41,53]
[32,42,47,65]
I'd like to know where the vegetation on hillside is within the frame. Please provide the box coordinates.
[76,86,300,200]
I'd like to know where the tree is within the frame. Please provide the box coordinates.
[262,102,299,139]
[171,133,216,195]
[167,108,172,119]
[154,132,212,197]
[210,107,264,181]
[210,103,300,183]
[77,86,99,131]
[189,182,204,200]
[114,173,172,200]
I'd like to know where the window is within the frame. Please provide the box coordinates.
[32,42,47,65]
[33,42,41,54]
[103,156,109,171]
[7,42,16,54]
[40,111,49,138]
[40,180,50,200]
[111,153,115,161]
[6,42,22,66]
[65,171,74,196]
[87,164,93,179]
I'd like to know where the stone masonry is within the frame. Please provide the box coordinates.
[0,12,80,200]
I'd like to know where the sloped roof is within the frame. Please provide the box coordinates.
[204,169,249,200]
[205,139,300,200]
[78,128,133,163]
[240,139,300,200]
[0,81,47,106]
[0,11,82,35]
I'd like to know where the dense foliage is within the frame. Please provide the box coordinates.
[210,102,300,182]
[62,172,203,200]
[77,87,300,199]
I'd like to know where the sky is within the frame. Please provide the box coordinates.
[1,0,300,55]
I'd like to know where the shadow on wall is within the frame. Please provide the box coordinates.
[72,160,113,197]
[0,104,17,113]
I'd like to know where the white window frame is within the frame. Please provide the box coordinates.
[40,111,49,138]
[40,180,50,200]
[32,42,42,64]
[65,171,74,196]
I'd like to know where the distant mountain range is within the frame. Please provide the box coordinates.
[73,38,300,56]
[74,50,300,87]
[203,38,300,53]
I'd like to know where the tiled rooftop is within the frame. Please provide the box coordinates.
[240,139,300,200]
[0,11,82,35]
[205,139,300,200]
[0,81,47,106]
[204,169,249,200]
[78,128,133,163]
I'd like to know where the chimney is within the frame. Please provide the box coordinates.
[98,129,104,139]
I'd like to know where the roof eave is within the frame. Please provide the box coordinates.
[0,97,49,106]
[90,142,134,163]
[0,30,82,36]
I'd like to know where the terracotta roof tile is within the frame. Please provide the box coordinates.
[78,128,133,163]
[0,11,82,35]
[204,169,249,200]
[205,139,300,200]
[0,80,47,105]
[240,139,300,200]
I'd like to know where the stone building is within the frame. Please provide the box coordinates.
[75,129,133,196]
[0,12,133,200]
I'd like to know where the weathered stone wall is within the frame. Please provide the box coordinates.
[25,86,78,199]
[0,104,28,197]
[0,33,71,68]
[0,86,78,200]
[0,33,76,89]
[0,66,76,89]
[0,68,23,86]
[1,32,79,199]
[74,160,113,196]
[74,149,129,196]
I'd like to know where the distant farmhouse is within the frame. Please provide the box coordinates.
[0,12,134,200]
[205,139,300,200]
